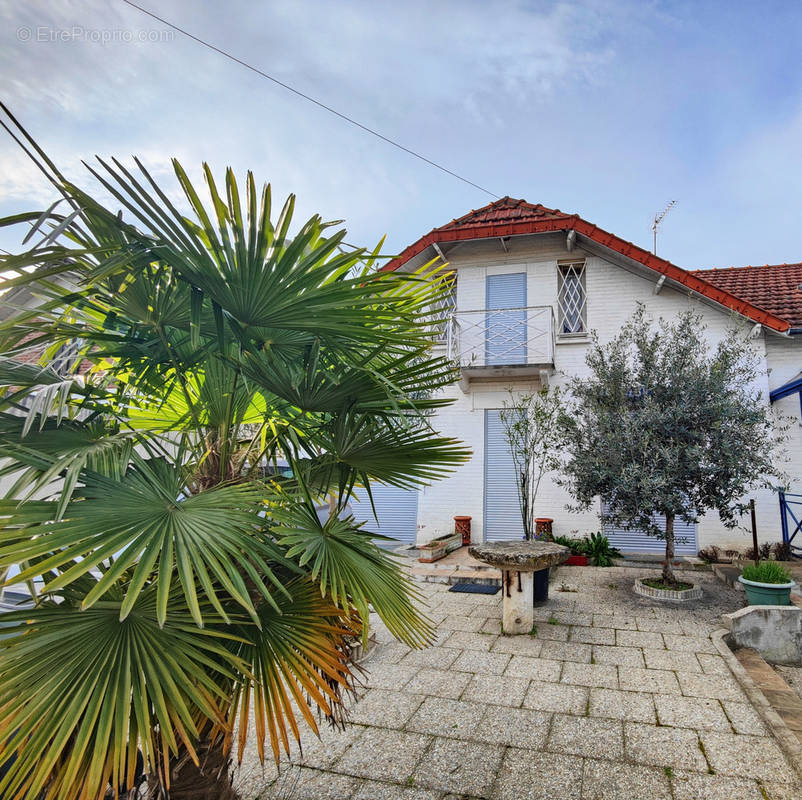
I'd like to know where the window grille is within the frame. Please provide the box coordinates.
[434,273,457,342]
[557,261,586,335]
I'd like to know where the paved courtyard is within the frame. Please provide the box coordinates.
[236,565,801,800]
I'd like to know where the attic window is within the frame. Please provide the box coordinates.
[558,261,586,335]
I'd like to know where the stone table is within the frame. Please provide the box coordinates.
[468,540,570,634]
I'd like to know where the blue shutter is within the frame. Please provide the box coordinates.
[485,273,527,365]
[351,485,419,546]
[484,409,525,541]
[601,502,698,555]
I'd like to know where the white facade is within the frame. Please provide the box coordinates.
[412,232,801,553]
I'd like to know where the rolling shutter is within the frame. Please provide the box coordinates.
[351,484,419,546]
[484,409,524,541]
[485,273,527,365]
[601,502,698,555]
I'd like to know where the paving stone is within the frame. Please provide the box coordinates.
[405,696,485,740]
[547,714,623,759]
[552,611,594,626]
[561,661,619,690]
[440,613,485,632]
[268,767,359,799]
[588,688,656,723]
[473,705,551,748]
[349,690,424,728]
[441,630,497,651]
[332,728,431,783]
[721,701,768,735]
[696,653,730,675]
[351,781,441,800]
[593,613,637,629]
[402,668,472,700]
[411,736,504,796]
[616,629,665,649]
[618,667,682,695]
[491,634,544,657]
[581,758,672,800]
[670,771,768,800]
[371,642,414,664]
[532,622,570,641]
[363,663,418,691]
[461,674,530,707]
[451,649,511,675]
[568,625,616,645]
[653,695,731,731]
[493,748,583,800]
[591,644,645,668]
[399,647,460,671]
[635,615,686,634]
[480,617,504,634]
[539,639,593,664]
[523,681,589,715]
[504,655,562,682]
[642,647,702,673]
[676,671,747,701]
[472,602,503,619]
[663,633,717,653]
[761,781,802,800]
[699,731,794,781]
[296,723,368,770]
[624,722,708,771]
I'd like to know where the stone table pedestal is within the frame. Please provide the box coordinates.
[469,541,570,634]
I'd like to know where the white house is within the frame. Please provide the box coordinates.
[355,197,802,557]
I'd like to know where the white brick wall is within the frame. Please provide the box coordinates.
[417,234,801,554]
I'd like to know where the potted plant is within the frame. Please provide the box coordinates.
[552,535,588,566]
[739,561,796,606]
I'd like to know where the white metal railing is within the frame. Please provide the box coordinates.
[447,306,554,369]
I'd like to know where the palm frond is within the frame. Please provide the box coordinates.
[272,500,435,648]
[0,580,244,800]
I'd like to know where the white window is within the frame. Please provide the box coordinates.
[557,261,586,335]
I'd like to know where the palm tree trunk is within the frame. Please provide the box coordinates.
[662,513,676,585]
[150,737,239,800]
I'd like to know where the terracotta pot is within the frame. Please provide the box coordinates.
[454,515,472,546]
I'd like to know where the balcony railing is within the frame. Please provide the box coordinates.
[446,305,554,372]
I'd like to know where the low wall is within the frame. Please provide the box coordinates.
[722,606,802,665]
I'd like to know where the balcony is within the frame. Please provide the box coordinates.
[446,305,555,387]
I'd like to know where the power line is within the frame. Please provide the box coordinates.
[118,0,500,200]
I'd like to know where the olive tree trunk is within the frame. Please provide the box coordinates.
[662,513,676,585]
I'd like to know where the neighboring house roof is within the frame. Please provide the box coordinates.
[691,263,802,329]
[383,197,793,333]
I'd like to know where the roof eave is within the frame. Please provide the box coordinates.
[383,216,791,333]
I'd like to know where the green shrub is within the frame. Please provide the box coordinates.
[552,534,585,555]
[584,532,621,567]
[741,561,792,584]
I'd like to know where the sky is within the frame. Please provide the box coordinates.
[1,0,802,268]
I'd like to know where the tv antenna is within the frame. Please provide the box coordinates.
[652,200,677,255]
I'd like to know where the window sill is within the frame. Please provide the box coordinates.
[556,334,591,344]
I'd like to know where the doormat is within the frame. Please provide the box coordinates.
[448,583,500,595]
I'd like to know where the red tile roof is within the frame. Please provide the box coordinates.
[383,197,793,333]
[691,263,802,329]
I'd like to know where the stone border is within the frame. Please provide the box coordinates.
[711,628,802,783]
[633,577,703,602]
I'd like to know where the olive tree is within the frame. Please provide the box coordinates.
[500,387,563,540]
[558,306,787,585]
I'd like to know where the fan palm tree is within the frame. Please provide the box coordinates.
[0,116,468,800]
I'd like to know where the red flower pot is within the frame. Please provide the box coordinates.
[565,555,589,566]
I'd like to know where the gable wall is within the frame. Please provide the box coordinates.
[417,233,795,552]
